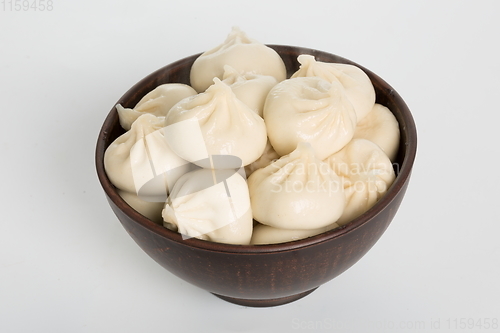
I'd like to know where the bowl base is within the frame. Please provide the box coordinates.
[211,287,318,307]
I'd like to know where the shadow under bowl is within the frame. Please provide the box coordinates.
[95,45,417,307]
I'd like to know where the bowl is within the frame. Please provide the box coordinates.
[95,45,417,307]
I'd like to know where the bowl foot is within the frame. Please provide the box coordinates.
[211,287,318,307]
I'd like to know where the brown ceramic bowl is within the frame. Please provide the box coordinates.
[95,45,417,307]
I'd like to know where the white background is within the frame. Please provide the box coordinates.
[1,1,499,332]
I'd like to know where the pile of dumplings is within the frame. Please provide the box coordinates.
[104,27,400,245]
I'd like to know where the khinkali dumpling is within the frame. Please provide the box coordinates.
[250,222,340,245]
[248,142,345,230]
[104,114,192,202]
[222,65,278,117]
[324,139,396,226]
[118,190,164,225]
[353,103,400,161]
[162,168,253,245]
[165,78,267,168]
[291,54,375,122]
[116,83,197,131]
[263,77,357,160]
[190,27,286,92]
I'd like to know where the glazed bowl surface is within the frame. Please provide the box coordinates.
[95,45,417,307]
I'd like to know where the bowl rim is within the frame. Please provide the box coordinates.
[95,44,417,254]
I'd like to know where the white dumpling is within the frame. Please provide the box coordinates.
[353,103,400,161]
[104,114,192,202]
[118,190,164,225]
[263,77,357,160]
[162,168,253,245]
[324,139,396,226]
[244,139,281,178]
[190,27,286,92]
[248,142,345,230]
[164,78,267,168]
[250,222,340,245]
[222,65,278,117]
[291,54,375,122]
[116,83,197,130]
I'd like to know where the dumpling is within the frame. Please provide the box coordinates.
[244,139,281,178]
[263,77,357,160]
[222,65,278,117]
[190,27,286,92]
[291,54,375,122]
[250,222,340,245]
[118,190,164,225]
[162,168,253,245]
[247,142,345,230]
[353,103,400,161]
[164,78,267,168]
[324,139,396,226]
[104,114,192,202]
[116,83,197,130]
